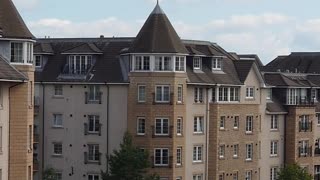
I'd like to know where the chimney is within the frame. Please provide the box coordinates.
[100,35,104,38]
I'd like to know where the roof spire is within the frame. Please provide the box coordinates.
[157,0,159,5]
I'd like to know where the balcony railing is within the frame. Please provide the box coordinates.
[58,64,93,80]
[85,92,102,104]
[299,122,312,132]
[84,123,102,136]
[298,146,312,157]
[287,96,315,106]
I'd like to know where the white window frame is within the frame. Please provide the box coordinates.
[155,85,170,103]
[137,117,146,135]
[88,115,100,133]
[10,42,23,63]
[219,116,225,130]
[194,87,203,103]
[54,172,62,180]
[177,117,183,136]
[234,116,239,129]
[155,56,172,71]
[218,174,224,180]
[270,167,278,180]
[68,55,92,74]
[194,116,204,134]
[53,142,62,156]
[53,114,63,128]
[233,172,238,180]
[233,144,239,158]
[155,118,169,136]
[88,85,100,102]
[193,145,203,162]
[246,144,253,161]
[88,144,100,162]
[175,56,185,71]
[193,174,203,180]
[34,55,42,67]
[176,147,182,166]
[212,57,222,70]
[177,85,183,103]
[246,87,254,99]
[154,148,169,166]
[54,85,63,96]
[287,88,297,105]
[271,115,278,130]
[134,56,150,71]
[138,85,146,102]
[246,116,253,133]
[88,174,100,180]
[270,141,278,157]
[311,89,318,102]
[266,89,272,100]
[315,165,320,175]
[299,140,309,156]
[219,145,225,159]
[245,171,252,180]
[193,57,201,70]
[317,113,320,125]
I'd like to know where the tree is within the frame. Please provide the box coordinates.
[102,132,159,180]
[43,168,56,180]
[278,163,313,180]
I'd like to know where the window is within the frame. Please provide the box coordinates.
[175,56,185,71]
[28,166,32,180]
[193,57,201,70]
[212,87,216,102]
[53,114,63,127]
[68,55,92,74]
[217,87,240,102]
[155,118,169,135]
[177,85,183,103]
[299,115,310,131]
[233,144,239,158]
[233,172,238,180]
[246,116,253,133]
[194,117,204,133]
[54,172,62,180]
[271,115,278,130]
[317,114,320,125]
[194,87,203,103]
[219,145,225,159]
[212,58,222,70]
[155,85,170,103]
[35,55,42,67]
[218,87,228,101]
[193,145,202,162]
[88,174,99,180]
[246,87,254,99]
[88,85,101,102]
[88,144,100,161]
[88,115,100,133]
[0,127,2,153]
[54,85,63,96]
[270,167,278,180]
[155,56,171,71]
[315,165,320,176]
[219,116,225,130]
[138,85,146,102]
[53,142,62,155]
[311,89,318,102]
[287,88,297,105]
[299,140,309,156]
[177,118,183,136]
[11,42,23,63]
[245,171,252,180]
[176,147,182,166]
[135,56,150,71]
[266,89,272,100]
[137,117,145,135]
[154,148,169,166]
[176,177,182,180]
[28,125,32,150]
[246,144,253,160]
[193,174,203,180]
[234,116,239,129]
[230,87,240,101]
[26,43,33,63]
[270,141,278,156]
[218,174,224,180]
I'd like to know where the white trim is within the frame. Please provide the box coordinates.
[0,79,25,82]
[35,82,129,85]
[0,38,35,42]
[61,52,103,55]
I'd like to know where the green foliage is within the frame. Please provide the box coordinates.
[102,132,159,180]
[278,163,313,180]
[43,168,56,180]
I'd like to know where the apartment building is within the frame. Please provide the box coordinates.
[30,2,320,180]
[0,0,35,179]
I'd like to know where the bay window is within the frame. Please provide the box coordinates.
[175,56,185,71]
[155,56,171,71]
[135,56,150,71]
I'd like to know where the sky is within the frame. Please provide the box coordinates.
[12,0,320,64]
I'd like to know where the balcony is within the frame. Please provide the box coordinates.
[85,92,102,104]
[298,146,313,157]
[33,159,39,172]
[299,122,312,132]
[287,96,315,106]
[58,64,93,80]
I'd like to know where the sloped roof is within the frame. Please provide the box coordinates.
[34,43,54,54]
[61,43,102,54]
[233,60,254,83]
[266,101,287,114]
[264,73,319,87]
[0,55,27,81]
[129,3,188,54]
[0,0,34,39]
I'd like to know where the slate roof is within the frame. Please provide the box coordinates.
[61,43,102,54]
[265,52,320,74]
[0,0,34,39]
[34,43,54,54]
[266,101,287,113]
[129,3,188,54]
[0,55,27,81]
[263,73,320,87]
[233,60,255,83]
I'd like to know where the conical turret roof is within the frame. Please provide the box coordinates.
[0,0,34,39]
[129,3,188,54]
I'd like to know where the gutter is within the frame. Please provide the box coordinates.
[35,82,129,85]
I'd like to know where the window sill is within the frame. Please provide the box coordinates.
[176,102,184,105]
[153,134,170,137]
[176,134,183,137]
[87,132,100,135]
[154,101,171,105]
[86,161,100,165]
[193,132,204,136]
[52,126,64,129]
[233,127,239,131]
[137,101,146,104]
[219,128,226,131]
[175,164,182,168]
[193,102,204,105]
[192,161,204,165]
[245,159,253,162]
[52,154,63,158]
[87,100,101,104]
[153,164,169,168]
[270,155,278,158]
[245,98,255,101]
[52,95,64,99]
[233,156,238,159]
[136,134,145,137]
[245,132,253,135]
[219,157,225,160]
[270,129,279,132]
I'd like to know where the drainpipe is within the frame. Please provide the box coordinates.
[41,83,45,178]
[205,87,210,180]
[8,82,22,178]
[106,83,110,174]
[284,114,287,167]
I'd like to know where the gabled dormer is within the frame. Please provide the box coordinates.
[58,43,102,79]
[127,2,188,73]
[34,43,54,69]
[0,0,35,66]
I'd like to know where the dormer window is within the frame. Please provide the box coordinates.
[135,56,150,71]
[34,55,42,68]
[68,55,92,75]
[193,57,201,70]
[155,56,171,71]
[212,58,222,70]
[10,42,33,64]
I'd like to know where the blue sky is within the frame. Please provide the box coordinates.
[12,0,320,64]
